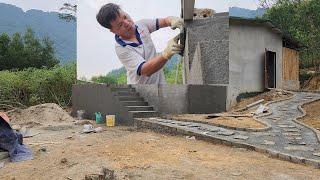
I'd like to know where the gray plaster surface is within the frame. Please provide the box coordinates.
[228,21,284,108]
[185,12,229,85]
[137,92,320,167]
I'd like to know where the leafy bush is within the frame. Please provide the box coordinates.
[0,63,76,110]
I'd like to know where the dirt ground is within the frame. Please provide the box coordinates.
[1,103,320,179]
[167,114,266,129]
[230,89,292,111]
[299,100,320,131]
[2,124,320,180]
[166,89,292,130]
[302,74,320,91]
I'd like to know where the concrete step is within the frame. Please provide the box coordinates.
[126,106,154,111]
[130,111,159,118]
[112,87,135,92]
[116,91,139,96]
[118,96,143,101]
[121,101,148,106]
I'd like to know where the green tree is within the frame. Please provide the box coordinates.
[261,0,320,71]
[0,33,11,70]
[7,33,24,70]
[91,75,117,85]
[0,28,59,70]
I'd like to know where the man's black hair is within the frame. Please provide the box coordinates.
[96,3,121,29]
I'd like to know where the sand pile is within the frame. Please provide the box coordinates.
[7,103,75,127]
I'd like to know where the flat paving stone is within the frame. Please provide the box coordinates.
[198,127,209,131]
[177,123,187,126]
[313,152,320,157]
[282,129,300,132]
[233,135,249,140]
[217,130,235,136]
[282,133,301,136]
[277,125,296,128]
[289,141,307,145]
[202,131,210,135]
[209,128,220,132]
[262,140,275,145]
[284,146,314,151]
[286,137,303,140]
[188,125,200,128]
[139,92,320,168]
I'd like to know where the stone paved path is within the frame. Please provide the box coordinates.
[138,92,320,166]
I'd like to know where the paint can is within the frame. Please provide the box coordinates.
[106,115,115,127]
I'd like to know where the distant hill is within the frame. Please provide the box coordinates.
[0,3,76,64]
[229,7,266,18]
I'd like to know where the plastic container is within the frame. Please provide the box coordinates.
[95,112,103,124]
[77,110,85,120]
[106,115,115,127]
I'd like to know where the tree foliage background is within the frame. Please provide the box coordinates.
[261,0,320,71]
[0,28,59,70]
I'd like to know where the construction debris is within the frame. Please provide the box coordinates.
[207,113,252,119]
[246,99,265,109]
[84,167,115,180]
[254,104,269,115]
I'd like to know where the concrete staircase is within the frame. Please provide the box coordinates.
[113,86,158,118]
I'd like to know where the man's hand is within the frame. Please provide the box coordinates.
[161,36,184,60]
[168,16,184,30]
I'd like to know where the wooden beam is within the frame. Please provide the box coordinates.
[181,0,195,20]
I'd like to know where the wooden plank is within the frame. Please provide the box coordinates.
[282,47,299,81]
[181,0,195,20]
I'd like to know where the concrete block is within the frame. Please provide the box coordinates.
[188,85,227,113]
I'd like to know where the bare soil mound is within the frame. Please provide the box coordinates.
[298,100,320,131]
[231,89,292,111]
[303,75,320,91]
[6,103,74,127]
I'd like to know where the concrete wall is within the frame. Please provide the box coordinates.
[132,84,227,115]
[132,84,188,115]
[228,21,284,108]
[72,84,133,125]
[185,13,229,85]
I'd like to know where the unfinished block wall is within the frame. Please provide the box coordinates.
[184,12,230,85]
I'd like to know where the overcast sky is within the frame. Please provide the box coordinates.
[0,0,259,80]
